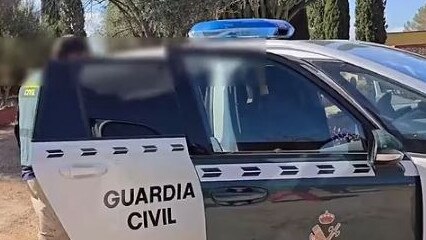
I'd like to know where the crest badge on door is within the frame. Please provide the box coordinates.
[309,211,341,240]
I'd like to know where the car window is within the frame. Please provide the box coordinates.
[320,42,426,82]
[35,60,186,141]
[312,60,426,141]
[183,55,365,153]
[79,61,185,137]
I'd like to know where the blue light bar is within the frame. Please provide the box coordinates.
[188,18,295,39]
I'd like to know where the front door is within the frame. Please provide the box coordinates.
[174,50,421,240]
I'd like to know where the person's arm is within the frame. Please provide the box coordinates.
[14,92,20,148]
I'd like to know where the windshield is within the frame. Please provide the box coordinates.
[318,42,426,82]
[311,59,426,144]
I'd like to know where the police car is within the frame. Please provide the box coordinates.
[32,19,421,240]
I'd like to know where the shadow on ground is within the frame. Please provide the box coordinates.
[0,125,37,240]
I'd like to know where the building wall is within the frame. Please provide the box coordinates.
[394,44,426,56]
[386,31,426,56]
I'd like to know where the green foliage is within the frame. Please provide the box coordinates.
[0,1,54,102]
[106,0,315,38]
[307,0,349,39]
[323,0,350,39]
[41,0,60,24]
[61,0,86,36]
[355,0,387,43]
[307,0,325,39]
[106,3,132,37]
[0,38,54,104]
[405,5,426,31]
[219,0,314,20]
[105,0,211,37]
[0,1,51,67]
[0,1,46,37]
[41,0,86,37]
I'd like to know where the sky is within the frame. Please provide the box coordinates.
[349,0,425,33]
[32,0,425,36]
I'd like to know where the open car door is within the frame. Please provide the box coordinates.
[31,59,206,240]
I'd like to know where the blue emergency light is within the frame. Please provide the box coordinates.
[188,18,295,39]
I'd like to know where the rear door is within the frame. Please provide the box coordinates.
[32,60,206,240]
[171,49,421,240]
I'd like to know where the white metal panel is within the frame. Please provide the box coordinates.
[268,49,332,59]
[33,138,206,240]
[401,159,419,176]
[410,155,426,240]
[197,160,417,182]
[196,161,375,182]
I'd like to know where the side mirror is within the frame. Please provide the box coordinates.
[371,129,404,164]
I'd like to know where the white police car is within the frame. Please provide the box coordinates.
[32,19,422,240]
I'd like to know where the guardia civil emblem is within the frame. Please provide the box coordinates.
[309,211,341,240]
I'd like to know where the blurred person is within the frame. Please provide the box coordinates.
[18,35,90,240]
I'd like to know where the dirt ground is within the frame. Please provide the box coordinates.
[0,126,37,240]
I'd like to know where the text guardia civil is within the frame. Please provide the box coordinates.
[103,182,195,230]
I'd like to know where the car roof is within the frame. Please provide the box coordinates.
[108,39,426,94]
[266,40,426,94]
[112,40,268,60]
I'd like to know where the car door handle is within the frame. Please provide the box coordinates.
[59,165,107,179]
[211,187,268,206]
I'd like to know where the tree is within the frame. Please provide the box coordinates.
[105,2,131,37]
[323,0,350,39]
[102,0,316,38]
[41,0,86,36]
[41,0,60,22]
[219,0,315,20]
[290,8,310,39]
[405,5,426,31]
[307,0,349,39]
[0,1,51,105]
[307,0,325,39]
[0,0,44,37]
[355,0,387,43]
[61,0,86,36]
[41,0,63,36]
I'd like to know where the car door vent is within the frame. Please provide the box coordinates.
[241,166,261,177]
[113,147,128,155]
[46,149,64,158]
[352,163,371,173]
[280,165,299,175]
[81,148,97,156]
[201,167,222,178]
[317,164,335,175]
[171,144,185,152]
[142,145,158,153]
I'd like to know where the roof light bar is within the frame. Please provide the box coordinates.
[188,19,295,39]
